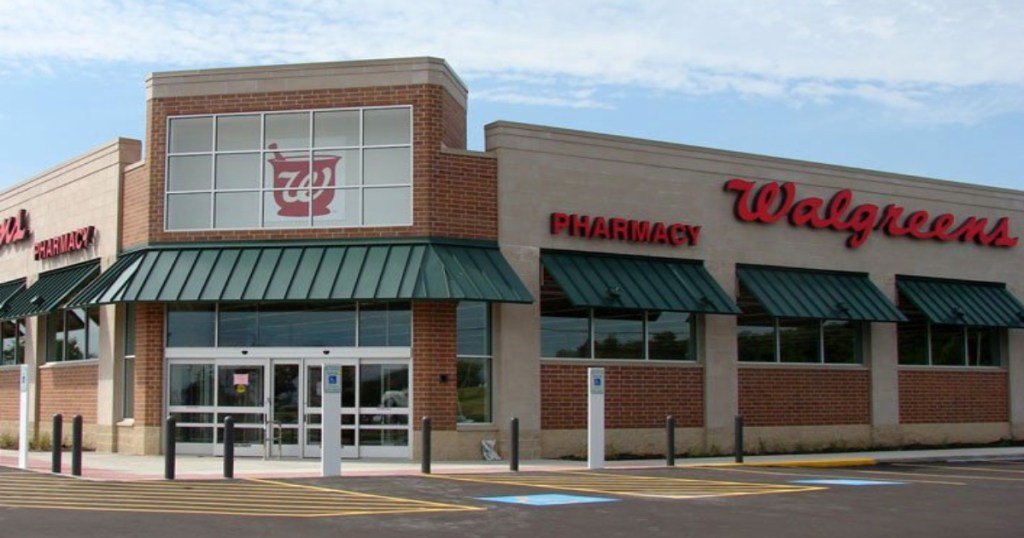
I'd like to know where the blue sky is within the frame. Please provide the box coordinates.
[1,0,1022,190]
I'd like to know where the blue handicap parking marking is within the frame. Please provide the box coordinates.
[477,494,619,506]
[791,479,906,486]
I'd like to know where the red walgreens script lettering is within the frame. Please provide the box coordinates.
[724,179,1018,249]
[0,210,29,248]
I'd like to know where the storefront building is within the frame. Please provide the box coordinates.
[1,57,1022,460]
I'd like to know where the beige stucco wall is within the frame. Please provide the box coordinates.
[0,138,141,449]
[488,120,1024,456]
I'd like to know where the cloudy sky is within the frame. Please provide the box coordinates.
[1,0,1022,189]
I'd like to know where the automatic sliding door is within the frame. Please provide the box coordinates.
[215,364,266,457]
[359,363,410,458]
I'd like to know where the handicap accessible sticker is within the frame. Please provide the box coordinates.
[477,494,618,506]
[791,479,906,486]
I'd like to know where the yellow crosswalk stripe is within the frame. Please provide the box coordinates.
[0,470,480,518]
[436,471,823,499]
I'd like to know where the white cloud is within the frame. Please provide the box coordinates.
[0,0,1021,123]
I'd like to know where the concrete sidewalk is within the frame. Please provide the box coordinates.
[2,445,1023,481]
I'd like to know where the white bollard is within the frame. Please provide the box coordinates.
[18,365,29,469]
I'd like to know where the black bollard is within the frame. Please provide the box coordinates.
[510,417,520,472]
[421,417,431,474]
[165,415,177,480]
[666,415,676,467]
[51,414,63,474]
[223,416,235,479]
[71,415,83,477]
[735,415,745,464]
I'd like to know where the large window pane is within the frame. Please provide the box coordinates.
[823,320,861,364]
[931,325,965,366]
[737,312,775,363]
[1,320,24,365]
[169,364,214,406]
[594,309,644,359]
[364,147,411,185]
[169,117,213,153]
[258,303,356,347]
[779,318,820,363]
[215,153,261,189]
[218,304,258,346]
[166,304,215,347]
[63,309,87,361]
[363,187,411,226]
[265,112,309,150]
[360,364,409,408]
[968,328,999,366]
[457,357,490,423]
[648,311,693,361]
[364,108,411,145]
[541,309,589,358]
[167,193,212,230]
[317,149,359,186]
[168,155,212,192]
[216,115,261,151]
[312,188,360,228]
[314,110,360,147]
[457,302,490,356]
[214,191,260,229]
[359,302,411,346]
[86,307,101,360]
[898,316,929,365]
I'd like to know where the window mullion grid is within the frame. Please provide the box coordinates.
[359,110,366,226]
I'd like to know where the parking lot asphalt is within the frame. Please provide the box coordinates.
[1,460,1023,538]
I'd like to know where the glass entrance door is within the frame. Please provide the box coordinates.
[269,361,301,457]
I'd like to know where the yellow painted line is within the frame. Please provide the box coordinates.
[697,464,967,486]
[0,472,480,518]
[249,478,484,512]
[432,472,823,500]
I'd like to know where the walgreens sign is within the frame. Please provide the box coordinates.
[724,179,1018,249]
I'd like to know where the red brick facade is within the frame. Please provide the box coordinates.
[412,302,458,430]
[739,368,871,426]
[0,369,19,425]
[37,365,98,426]
[899,370,1009,424]
[540,364,704,429]
[132,304,166,427]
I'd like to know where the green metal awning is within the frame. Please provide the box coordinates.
[897,276,1024,328]
[69,240,533,306]
[0,278,26,311]
[540,251,739,314]
[0,261,100,320]
[737,265,906,322]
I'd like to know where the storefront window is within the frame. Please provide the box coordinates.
[897,300,1001,367]
[166,107,412,231]
[540,273,696,361]
[47,307,101,362]
[1,319,26,366]
[737,284,863,364]
[457,302,491,423]
[168,302,407,348]
[123,304,136,419]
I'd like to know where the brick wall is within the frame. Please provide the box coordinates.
[540,364,704,429]
[133,304,165,427]
[0,369,18,424]
[412,302,458,430]
[38,365,98,425]
[123,83,494,249]
[899,370,1008,424]
[739,368,870,426]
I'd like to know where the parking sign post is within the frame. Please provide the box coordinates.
[321,364,342,477]
[587,367,605,470]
